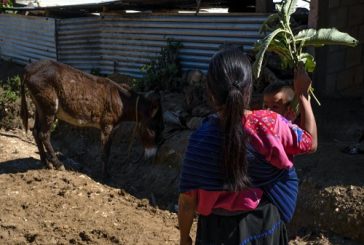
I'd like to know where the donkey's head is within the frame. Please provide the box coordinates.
[137,91,164,158]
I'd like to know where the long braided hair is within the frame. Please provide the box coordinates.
[206,48,253,191]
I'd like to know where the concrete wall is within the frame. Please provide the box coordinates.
[314,0,364,98]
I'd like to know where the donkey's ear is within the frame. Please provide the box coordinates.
[144,90,161,118]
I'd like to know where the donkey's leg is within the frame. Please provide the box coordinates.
[39,114,65,171]
[100,125,114,179]
[32,110,52,169]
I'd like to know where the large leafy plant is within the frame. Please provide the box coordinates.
[252,0,359,105]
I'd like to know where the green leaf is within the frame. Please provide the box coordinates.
[295,28,359,47]
[259,13,280,34]
[295,28,317,41]
[298,53,316,72]
[267,39,292,59]
[255,38,293,69]
[253,28,287,78]
[283,0,299,25]
[253,39,263,52]
[281,55,292,70]
[275,2,283,12]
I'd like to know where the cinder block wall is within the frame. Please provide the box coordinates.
[314,0,364,98]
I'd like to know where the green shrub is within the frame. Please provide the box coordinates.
[138,39,183,91]
[0,75,22,129]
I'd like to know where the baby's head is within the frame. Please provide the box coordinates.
[263,81,296,121]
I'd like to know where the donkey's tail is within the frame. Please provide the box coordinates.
[20,74,28,133]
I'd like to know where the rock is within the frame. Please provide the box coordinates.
[334,188,341,195]
[183,85,206,113]
[163,111,183,128]
[182,69,206,87]
[155,130,192,168]
[186,117,204,130]
[182,69,210,114]
[138,198,149,208]
[161,92,185,112]
[191,105,213,117]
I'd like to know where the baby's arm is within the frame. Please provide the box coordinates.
[294,64,318,152]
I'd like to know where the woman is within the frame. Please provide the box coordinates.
[178,48,317,245]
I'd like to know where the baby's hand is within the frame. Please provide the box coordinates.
[294,62,312,96]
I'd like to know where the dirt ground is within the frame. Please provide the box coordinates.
[0,130,183,245]
[1,126,363,245]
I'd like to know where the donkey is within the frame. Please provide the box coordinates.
[20,60,164,178]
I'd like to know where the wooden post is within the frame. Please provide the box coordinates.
[308,0,319,28]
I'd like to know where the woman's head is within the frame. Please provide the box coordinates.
[207,48,252,191]
[207,48,253,110]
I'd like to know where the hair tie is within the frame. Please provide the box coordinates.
[232,80,240,89]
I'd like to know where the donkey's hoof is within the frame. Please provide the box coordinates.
[55,164,66,171]
[45,161,55,170]
[50,158,65,171]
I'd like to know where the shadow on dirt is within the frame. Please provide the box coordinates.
[0,157,43,174]
[48,122,181,211]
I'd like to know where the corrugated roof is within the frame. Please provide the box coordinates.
[9,0,241,12]
[15,0,118,7]
[6,0,120,12]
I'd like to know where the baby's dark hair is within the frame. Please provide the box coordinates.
[263,80,295,103]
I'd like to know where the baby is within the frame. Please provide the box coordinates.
[263,80,298,123]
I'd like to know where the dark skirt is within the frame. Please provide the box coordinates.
[195,201,288,245]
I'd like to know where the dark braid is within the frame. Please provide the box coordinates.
[207,48,252,191]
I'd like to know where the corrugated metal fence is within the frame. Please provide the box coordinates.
[57,17,103,74]
[1,13,266,77]
[57,13,266,77]
[0,14,57,64]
